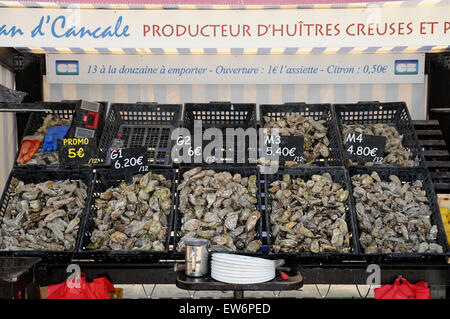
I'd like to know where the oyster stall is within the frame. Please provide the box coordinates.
[0,0,450,300]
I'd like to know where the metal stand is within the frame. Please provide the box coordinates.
[233,291,244,299]
[175,271,303,299]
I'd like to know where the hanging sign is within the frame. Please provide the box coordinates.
[45,53,425,84]
[0,6,449,49]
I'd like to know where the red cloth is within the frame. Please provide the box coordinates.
[374,278,431,299]
[46,272,115,299]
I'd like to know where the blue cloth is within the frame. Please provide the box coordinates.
[41,126,71,152]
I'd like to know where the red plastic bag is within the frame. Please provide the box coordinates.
[46,272,115,299]
[374,277,431,299]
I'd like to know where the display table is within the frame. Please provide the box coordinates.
[176,271,303,299]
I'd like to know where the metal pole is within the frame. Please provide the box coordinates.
[233,290,244,299]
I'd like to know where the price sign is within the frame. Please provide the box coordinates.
[110,147,149,174]
[344,133,387,163]
[58,138,97,166]
[264,135,304,163]
[174,135,217,164]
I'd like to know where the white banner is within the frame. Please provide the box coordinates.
[46,53,424,84]
[0,7,450,48]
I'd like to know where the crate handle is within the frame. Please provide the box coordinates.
[209,101,231,104]
[357,101,381,104]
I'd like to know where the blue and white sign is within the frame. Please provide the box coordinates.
[394,60,419,75]
[46,53,425,85]
[55,60,79,75]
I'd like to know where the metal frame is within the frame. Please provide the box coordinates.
[2,52,450,298]
[33,261,450,286]
[0,120,449,299]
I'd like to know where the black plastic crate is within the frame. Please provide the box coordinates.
[76,168,176,263]
[15,101,76,168]
[333,102,425,167]
[259,103,343,166]
[263,166,359,263]
[14,101,106,169]
[173,166,265,259]
[0,168,94,263]
[179,102,257,165]
[98,103,181,167]
[348,166,449,263]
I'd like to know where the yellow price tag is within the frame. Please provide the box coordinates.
[68,147,85,159]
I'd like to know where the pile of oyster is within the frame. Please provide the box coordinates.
[352,171,443,253]
[176,167,262,253]
[18,114,72,166]
[342,123,418,166]
[268,173,351,253]
[0,177,87,251]
[261,114,330,166]
[88,172,172,251]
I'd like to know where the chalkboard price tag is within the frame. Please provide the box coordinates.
[110,147,149,174]
[58,138,97,167]
[344,133,387,163]
[174,135,217,164]
[264,135,304,163]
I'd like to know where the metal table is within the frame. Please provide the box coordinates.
[35,261,450,283]
[176,271,303,299]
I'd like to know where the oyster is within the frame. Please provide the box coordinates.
[269,173,352,253]
[0,177,87,251]
[352,171,444,253]
[261,113,330,165]
[87,172,172,251]
[176,168,262,253]
[269,173,351,253]
[342,123,419,167]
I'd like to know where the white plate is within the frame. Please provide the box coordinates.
[211,261,274,270]
[212,254,274,265]
[211,276,274,285]
[211,267,274,278]
[211,269,274,276]
[211,257,274,265]
[211,274,275,281]
[212,258,274,268]
[211,265,275,274]
[211,265,274,274]
[212,253,273,263]
[211,272,275,284]
[211,275,274,284]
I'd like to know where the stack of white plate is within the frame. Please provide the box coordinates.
[211,253,275,284]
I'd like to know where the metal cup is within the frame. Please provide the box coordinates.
[185,239,210,277]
